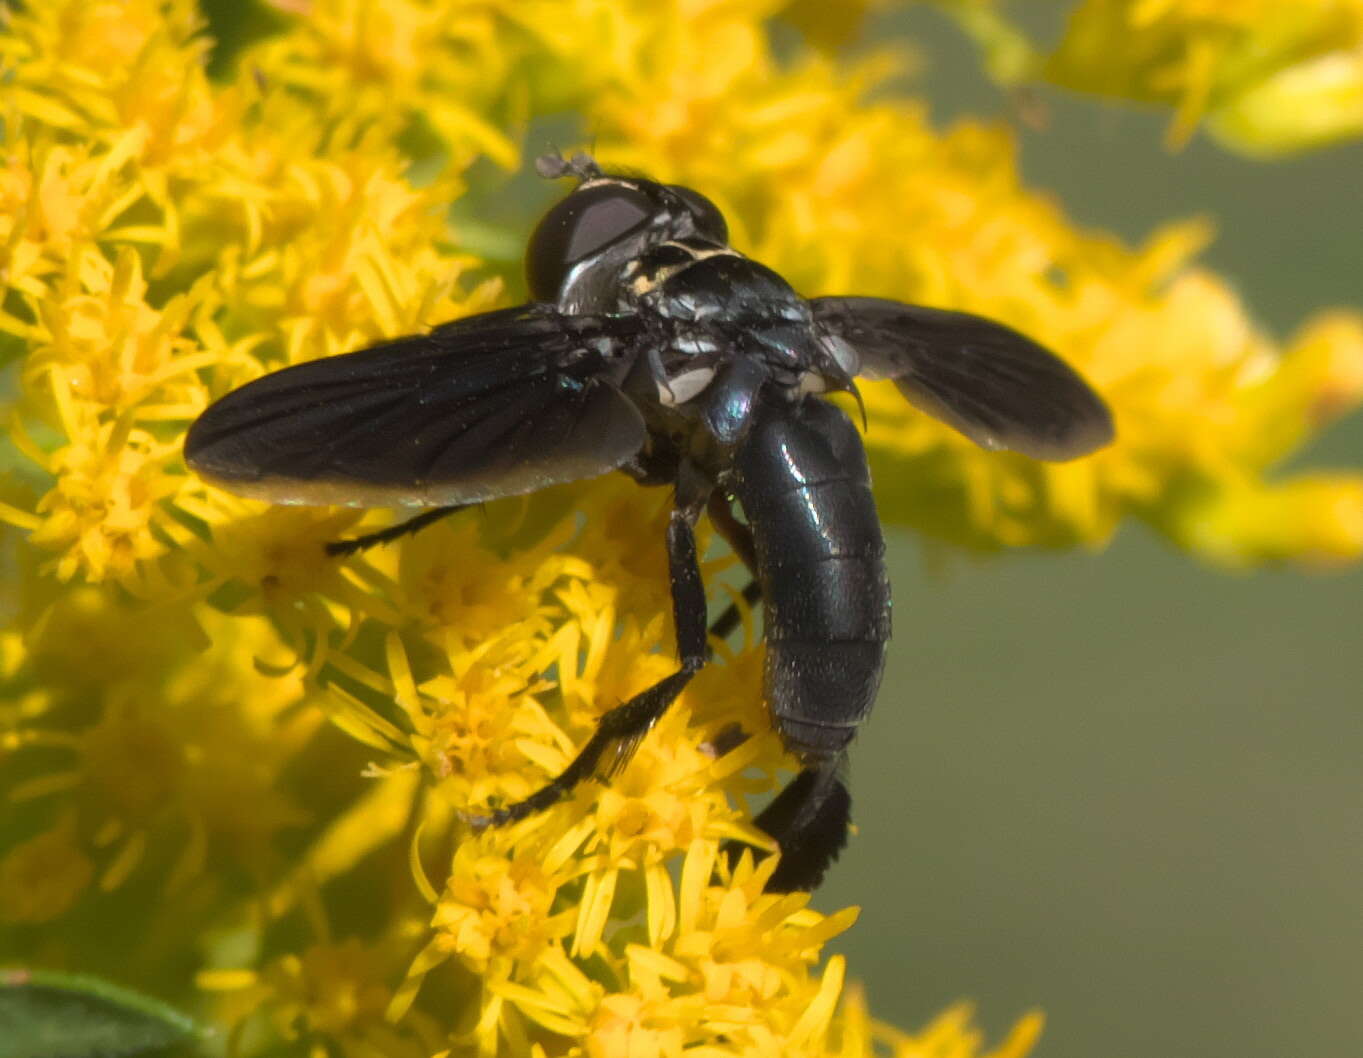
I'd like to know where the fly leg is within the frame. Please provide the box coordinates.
[737,759,852,892]
[705,492,761,647]
[467,466,712,829]
[708,581,761,645]
[696,493,760,763]
[325,504,469,557]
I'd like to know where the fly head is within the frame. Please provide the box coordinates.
[526,152,730,311]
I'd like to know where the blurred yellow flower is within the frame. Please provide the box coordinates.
[1049,0,1363,153]
[1,1,1359,1056]
[942,0,1363,154]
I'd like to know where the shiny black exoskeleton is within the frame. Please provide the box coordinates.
[185,152,1114,892]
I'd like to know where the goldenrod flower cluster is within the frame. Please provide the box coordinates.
[1,2,1360,1056]
[942,0,1363,155]
[1052,0,1363,154]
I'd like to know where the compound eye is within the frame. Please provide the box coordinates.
[526,183,653,300]
[670,185,728,245]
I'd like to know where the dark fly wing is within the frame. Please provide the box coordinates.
[185,305,648,506]
[812,296,1114,461]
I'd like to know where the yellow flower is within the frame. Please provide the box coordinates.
[861,989,1046,1058]
[431,844,574,970]
[4,586,315,915]
[414,841,859,1056]
[0,814,94,924]
[202,936,442,1058]
[1,1,1358,1057]
[1040,0,1363,154]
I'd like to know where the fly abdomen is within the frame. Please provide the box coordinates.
[732,398,890,760]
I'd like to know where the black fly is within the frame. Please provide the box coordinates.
[185,152,1114,892]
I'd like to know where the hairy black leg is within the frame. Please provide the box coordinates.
[464,669,697,827]
[707,580,761,646]
[705,492,762,646]
[325,504,468,557]
[467,466,713,829]
[724,759,852,892]
[706,491,757,572]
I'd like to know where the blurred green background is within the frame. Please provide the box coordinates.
[816,7,1363,1058]
[129,3,1363,1056]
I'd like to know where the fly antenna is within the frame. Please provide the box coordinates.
[535,146,571,179]
[535,148,602,182]
[567,151,601,180]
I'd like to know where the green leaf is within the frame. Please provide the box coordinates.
[0,969,199,1058]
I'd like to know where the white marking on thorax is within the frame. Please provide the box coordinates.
[658,242,739,262]
[657,366,718,406]
[796,371,831,397]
